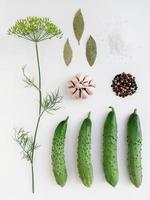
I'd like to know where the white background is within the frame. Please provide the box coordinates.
[0,0,150,199]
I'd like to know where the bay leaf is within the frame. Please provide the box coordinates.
[63,38,73,66]
[86,35,97,66]
[73,9,84,45]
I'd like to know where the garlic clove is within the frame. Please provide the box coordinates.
[83,82,89,87]
[76,73,84,82]
[85,87,94,95]
[81,89,89,99]
[69,88,77,94]
[67,81,74,88]
[72,89,80,99]
[71,76,79,85]
[89,80,96,87]
[83,75,91,83]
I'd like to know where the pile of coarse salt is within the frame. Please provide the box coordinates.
[108,23,137,56]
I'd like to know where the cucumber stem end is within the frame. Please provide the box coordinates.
[134,108,137,113]
[66,116,69,121]
[87,112,91,118]
[109,106,114,112]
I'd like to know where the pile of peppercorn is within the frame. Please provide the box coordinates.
[111,72,138,98]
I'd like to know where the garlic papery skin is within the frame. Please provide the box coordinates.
[67,74,96,99]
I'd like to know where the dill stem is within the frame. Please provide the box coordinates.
[31,42,43,193]
[31,114,42,193]
[31,162,34,193]
[35,42,42,115]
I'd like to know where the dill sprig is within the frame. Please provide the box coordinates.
[22,66,40,91]
[8,17,62,42]
[9,16,63,193]
[14,128,40,162]
[42,90,63,114]
[14,90,62,160]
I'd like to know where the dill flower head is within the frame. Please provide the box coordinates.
[8,16,62,42]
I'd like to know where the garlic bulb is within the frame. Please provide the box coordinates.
[67,74,96,99]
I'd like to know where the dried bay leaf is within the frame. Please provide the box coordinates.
[63,38,73,66]
[86,35,97,66]
[73,9,84,45]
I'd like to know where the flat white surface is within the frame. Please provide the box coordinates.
[0,0,150,199]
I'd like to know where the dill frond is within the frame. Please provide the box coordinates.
[14,128,40,162]
[42,90,63,114]
[22,66,40,91]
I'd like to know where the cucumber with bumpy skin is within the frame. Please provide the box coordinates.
[52,117,69,187]
[77,112,93,187]
[127,109,142,187]
[103,107,119,187]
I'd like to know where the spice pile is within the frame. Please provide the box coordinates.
[111,72,138,97]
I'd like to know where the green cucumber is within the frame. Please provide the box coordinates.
[103,107,119,187]
[51,116,69,187]
[77,112,93,187]
[127,109,142,187]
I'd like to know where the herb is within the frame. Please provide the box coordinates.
[14,128,40,162]
[63,38,72,66]
[73,9,84,45]
[8,17,62,42]
[8,16,63,193]
[86,35,97,66]
[111,72,138,97]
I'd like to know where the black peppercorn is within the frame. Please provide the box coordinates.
[111,72,138,98]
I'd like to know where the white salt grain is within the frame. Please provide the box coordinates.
[108,24,136,56]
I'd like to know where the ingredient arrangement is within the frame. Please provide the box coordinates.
[10,8,143,194]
